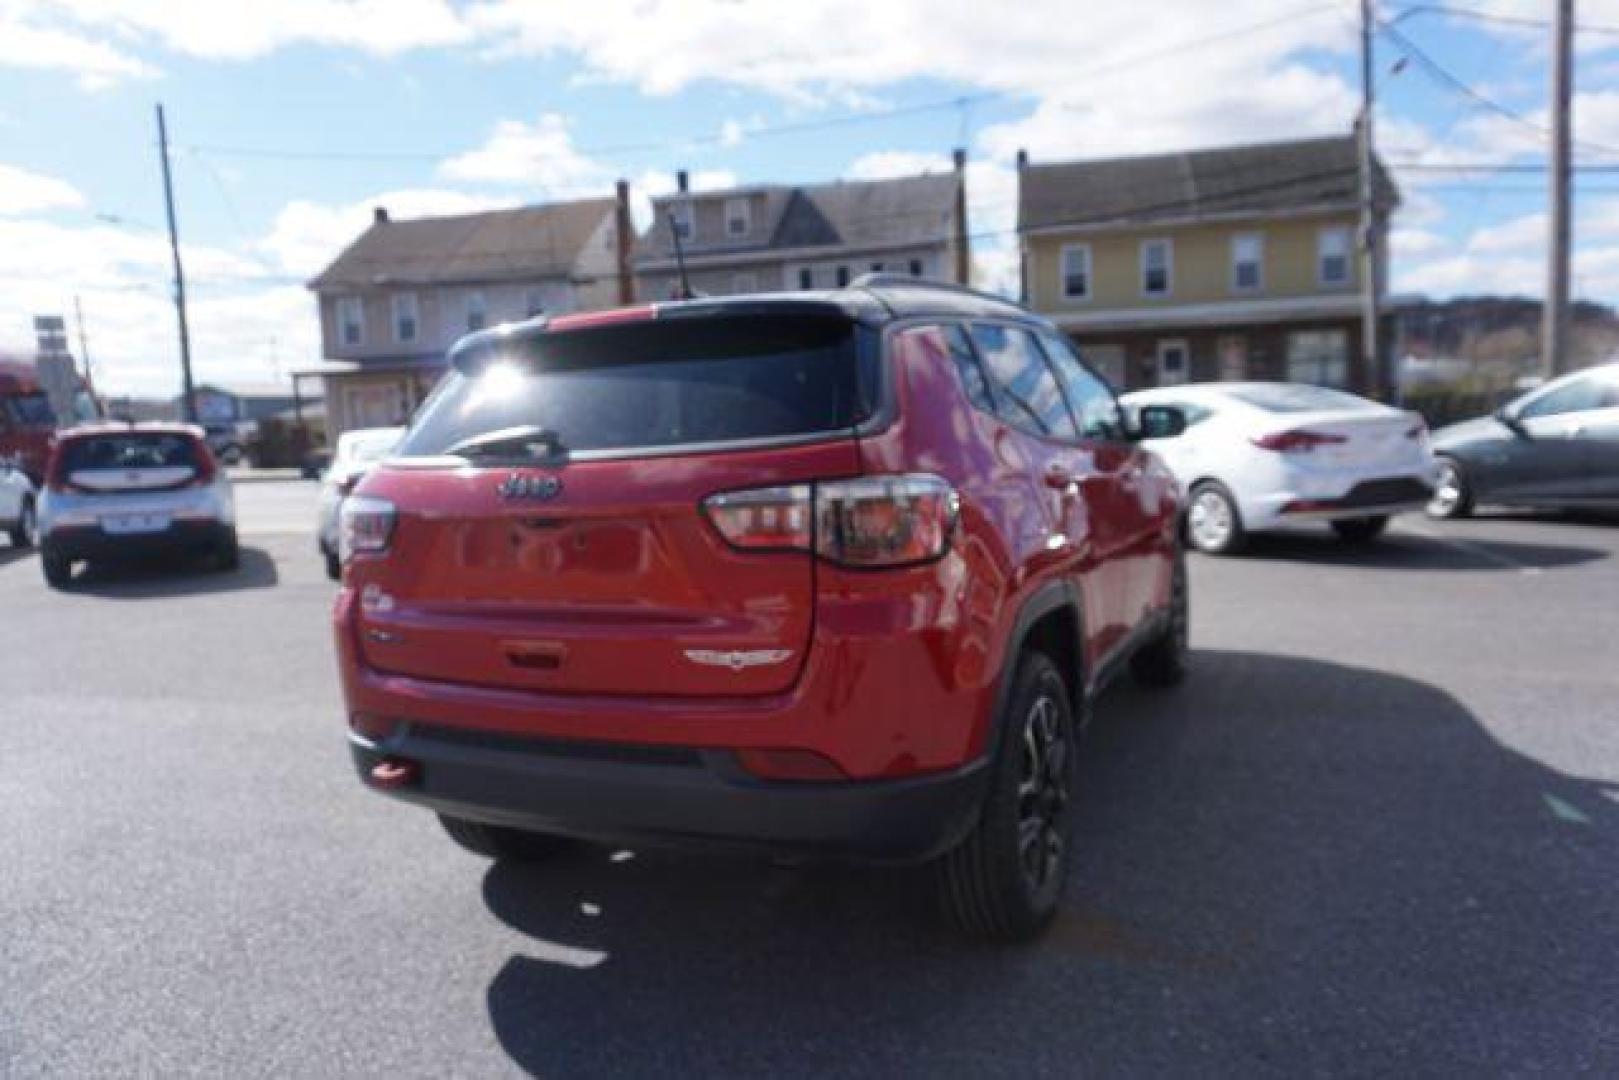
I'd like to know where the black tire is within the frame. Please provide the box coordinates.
[41,546,72,588]
[1185,481,1246,555]
[1132,546,1189,688]
[7,497,36,549]
[324,548,342,581]
[937,650,1076,942]
[438,814,574,862]
[1426,456,1474,520]
[215,531,240,572]
[1331,515,1389,544]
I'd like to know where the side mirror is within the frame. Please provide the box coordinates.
[1495,406,1529,437]
[1136,405,1187,440]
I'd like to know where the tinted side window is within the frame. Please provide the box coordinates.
[1520,374,1612,419]
[968,324,1078,440]
[1038,332,1125,441]
[941,324,996,413]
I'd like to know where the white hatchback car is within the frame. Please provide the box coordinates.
[316,426,403,579]
[1121,382,1439,554]
[37,423,237,587]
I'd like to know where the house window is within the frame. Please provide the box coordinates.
[1060,243,1092,300]
[337,297,363,347]
[798,267,814,290]
[909,258,924,277]
[391,293,418,344]
[465,290,487,333]
[1287,330,1350,388]
[835,266,850,287]
[1218,335,1248,381]
[525,288,546,318]
[724,198,750,238]
[1319,226,1352,286]
[731,271,757,294]
[871,262,885,273]
[1231,233,1264,292]
[1141,239,1172,297]
[1155,340,1190,386]
[669,201,694,243]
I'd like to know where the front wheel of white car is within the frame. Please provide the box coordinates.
[1185,482,1246,556]
[7,497,36,549]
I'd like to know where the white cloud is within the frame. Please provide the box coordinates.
[438,113,616,194]
[0,10,157,89]
[260,188,517,278]
[0,164,85,215]
[27,0,470,60]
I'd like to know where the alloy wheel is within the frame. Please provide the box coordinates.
[1015,695,1069,893]
[1429,462,1463,517]
[1188,490,1233,551]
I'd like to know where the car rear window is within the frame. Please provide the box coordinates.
[397,314,873,458]
[1224,385,1377,413]
[61,433,201,472]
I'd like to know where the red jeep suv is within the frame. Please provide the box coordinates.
[336,277,1188,941]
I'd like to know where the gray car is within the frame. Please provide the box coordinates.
[1428,362,1619,518]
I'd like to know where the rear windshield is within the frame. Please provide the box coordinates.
[397,314,872,458]
[1224,385,1377,414]
[61,433,201,472]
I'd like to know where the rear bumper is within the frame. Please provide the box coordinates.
[43,521,233,560]
[1248,474,1435,526]
[349,725,988,863]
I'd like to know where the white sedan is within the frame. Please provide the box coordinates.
[1121,382,1439,555]
[317,426,403,579]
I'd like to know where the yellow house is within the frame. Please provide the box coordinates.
[1018,134,1397,395]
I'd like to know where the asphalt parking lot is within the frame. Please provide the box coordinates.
[2,480,1616,1076]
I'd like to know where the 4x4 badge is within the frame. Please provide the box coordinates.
[498,473,562,501]
[684,649,793,672]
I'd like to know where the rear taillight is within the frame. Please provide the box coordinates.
[701,484,812,551]
[340,496,396,562]
[1251,429,1348,453]
[190,441,218,486]
[701,474,958,568]
[816,475,957,567]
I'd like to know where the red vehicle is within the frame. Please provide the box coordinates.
[336,278,1189,940]
[0,358,95,484]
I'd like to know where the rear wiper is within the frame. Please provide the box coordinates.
[445,425,567,460]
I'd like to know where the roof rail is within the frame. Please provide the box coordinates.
[848,273,1028,313]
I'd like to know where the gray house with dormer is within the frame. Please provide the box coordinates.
[634,163,967,300]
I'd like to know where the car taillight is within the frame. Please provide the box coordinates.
[701,474,958,568]
[816,475,957,567]
[340,496,396,562]
[190,442,218,486]
[1251,429,1348,453]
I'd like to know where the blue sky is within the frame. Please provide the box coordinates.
[1,0,1616,396]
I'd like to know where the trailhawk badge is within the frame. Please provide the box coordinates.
[683,648,794,672]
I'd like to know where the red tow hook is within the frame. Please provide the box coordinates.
[370,757,420,790]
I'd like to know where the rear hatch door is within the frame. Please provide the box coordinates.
[353,309,872,698]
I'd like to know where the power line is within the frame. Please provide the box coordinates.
[1389,2,1619,36]
[1390,161,1619,172]
[1379,20,1619,159]
[180,3,1342,166]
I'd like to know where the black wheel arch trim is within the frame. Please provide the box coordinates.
[983,579,1086,760]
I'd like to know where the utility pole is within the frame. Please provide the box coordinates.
[73,294,98,402]
[1357,0,1386,400]
[156,103,198,423]
[1545,0,1574,378]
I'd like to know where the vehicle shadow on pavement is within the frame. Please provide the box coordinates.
[63,546,279,598]
[478,650,1617,1076]
[1235,529,1608,571]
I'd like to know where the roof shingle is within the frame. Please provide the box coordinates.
[309,197,616,290]
[1018,135,1396,233]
